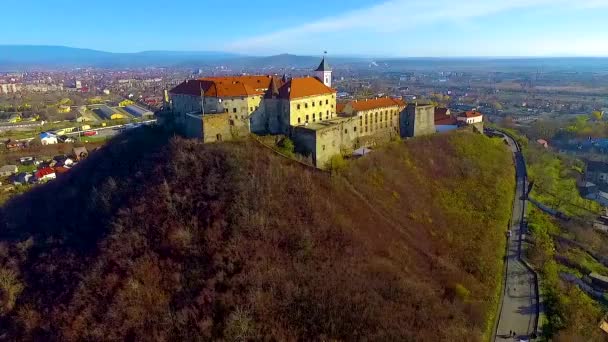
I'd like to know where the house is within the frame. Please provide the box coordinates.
[0,165,18,177]
[73,146,89,160]
[585,161,608,188]
[40,132,58,145]
[5,140,26,150]
[53,155,74,167]
[457,110,484,125]
[35,167,56,182]
[54,166,70,175]
[537,139,549,148]
[434,107,459,133]
[13,172,33,185]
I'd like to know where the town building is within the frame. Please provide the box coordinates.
[0,83,22,94]
[40,132,58,145]
[457,110,483,125]
[35,167,56,182]
[96,105,127,120]
[434,107,459,133]
[585,161,608,189]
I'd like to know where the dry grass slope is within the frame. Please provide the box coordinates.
[0,127,514,341]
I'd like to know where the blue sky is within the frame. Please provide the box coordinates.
[3,0,608,56]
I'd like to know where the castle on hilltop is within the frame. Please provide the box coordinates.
[166,57,438,168]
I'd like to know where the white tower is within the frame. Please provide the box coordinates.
[314,55,332,88]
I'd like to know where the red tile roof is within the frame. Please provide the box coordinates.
[435,116,458,125]
[170,75,273,98]
[349,97,405,112]
[435,107,449,117]
[336,103,346,114]
[459,110,483,118]
[278,77,336,99]
[54,166,70,175]
[35,167,55,179]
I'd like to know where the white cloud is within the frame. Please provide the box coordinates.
[224,0,608,54]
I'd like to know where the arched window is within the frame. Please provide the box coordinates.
[298,117,301,124]
[297,104,301,110]
[306,115,309,122]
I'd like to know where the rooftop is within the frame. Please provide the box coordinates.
[278,76,336,100]
[587,161,608,173]
[295,117,352,132]
[459,110,483,118]
[349,97,405,112]
[315,57,331,72]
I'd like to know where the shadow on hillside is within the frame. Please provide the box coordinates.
[0,126,172,249]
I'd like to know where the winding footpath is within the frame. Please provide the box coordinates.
[494,132,540,341]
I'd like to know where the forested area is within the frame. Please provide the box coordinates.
[0,128,514,340]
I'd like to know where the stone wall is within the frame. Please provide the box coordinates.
[202,113,233,143]
[401,104,436,137]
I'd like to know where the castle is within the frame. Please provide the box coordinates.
[166,57,437,168]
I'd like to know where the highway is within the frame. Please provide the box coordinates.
[494,132,539,341]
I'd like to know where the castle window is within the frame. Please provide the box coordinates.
[297,104,301,110]
[344,129,348,134]
[305,103,308,108]
[354,126,357,132]
[233,108,237,113]
[225,108,229,113]
[365,127,368,132]
[312,101,315,107]
[322,145,326,151]
[319,101,322,106]
[306,115,309,122]
[313,113,316,121]
[326,99,328,105]
[298,117,301,124]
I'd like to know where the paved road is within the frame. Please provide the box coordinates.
[494,134,538,341]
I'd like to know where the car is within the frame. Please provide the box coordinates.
[83,130,98,137]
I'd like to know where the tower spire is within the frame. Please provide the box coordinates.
[314,52,332,87]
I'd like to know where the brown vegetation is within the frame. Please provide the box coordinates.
[0,127,514,340]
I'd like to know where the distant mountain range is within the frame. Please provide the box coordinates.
[0,45,365,70]
[2,45,608,72]
[0,45,245,69]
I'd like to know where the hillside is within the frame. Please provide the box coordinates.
[0,128,514,340]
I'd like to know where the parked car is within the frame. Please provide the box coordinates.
[83,130,98,137]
